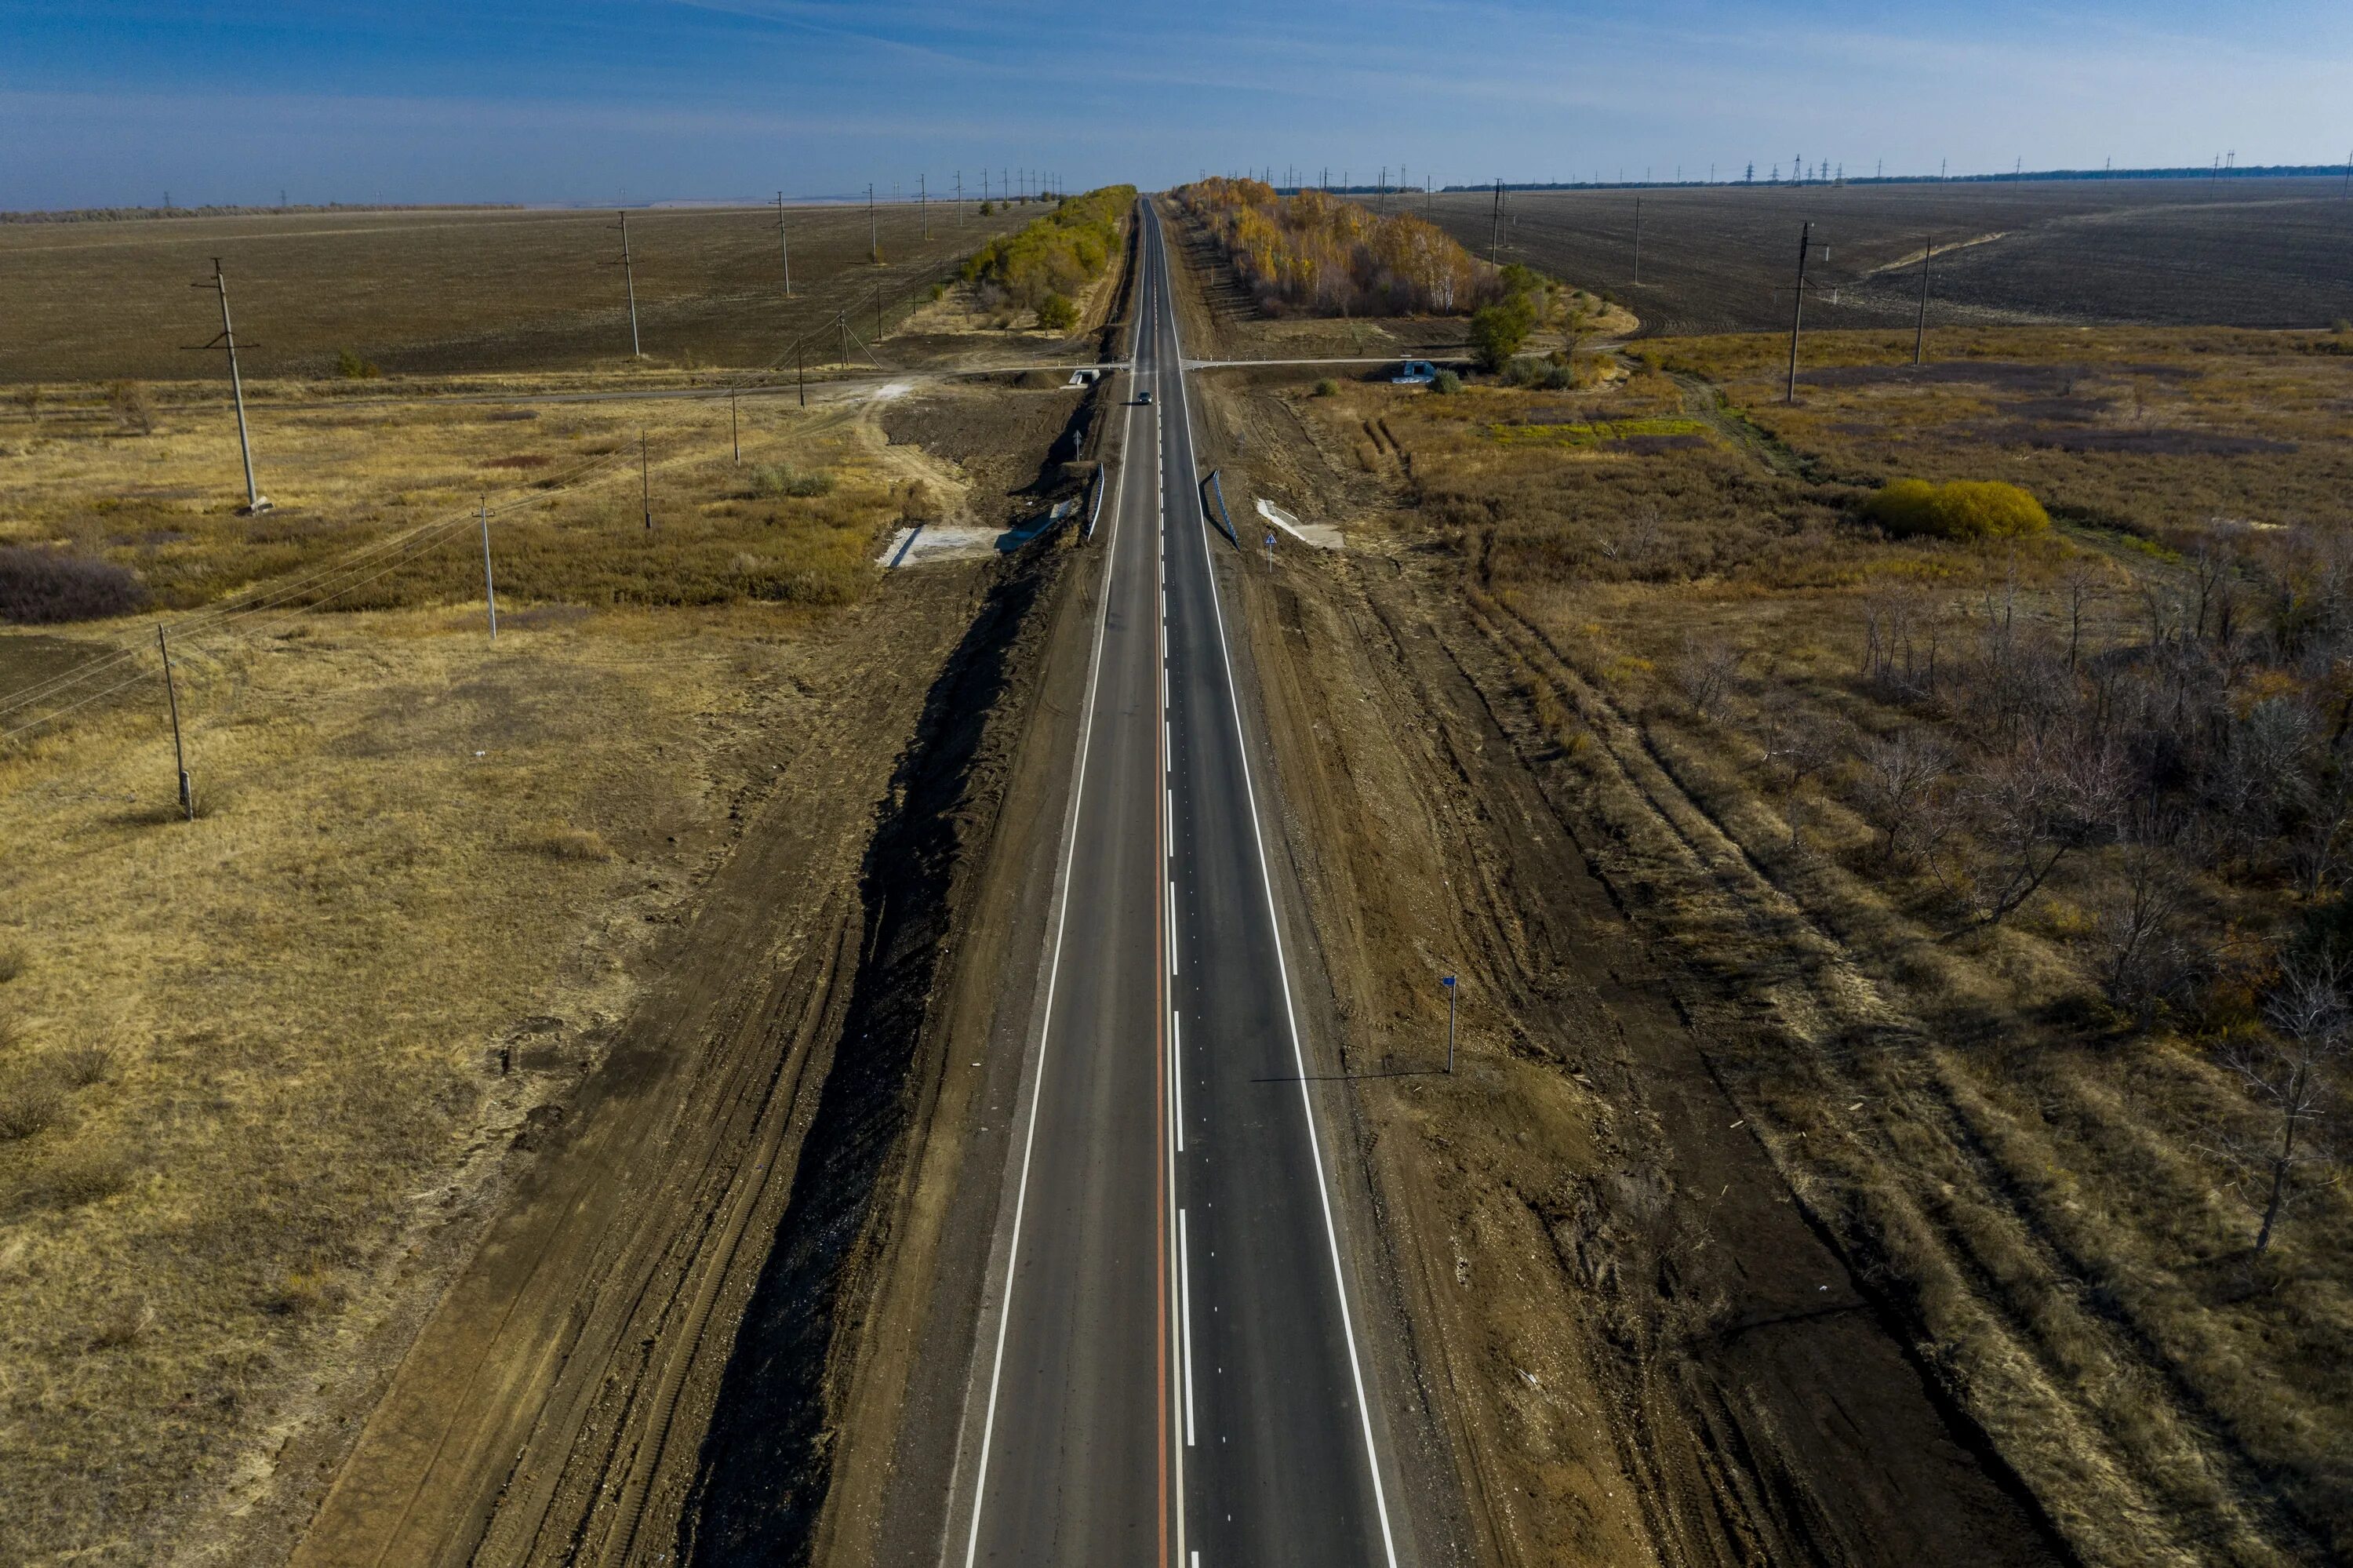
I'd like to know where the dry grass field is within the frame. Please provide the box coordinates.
[0,355,1034,1556]
[0,198,1042,384]
[1420,178,2353,335]
[1190,304,2353,1563]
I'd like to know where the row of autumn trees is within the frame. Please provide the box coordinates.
[1173,178,1500,317]
[961,185,1137,324]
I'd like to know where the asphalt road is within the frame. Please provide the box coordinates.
[949,202,1402,1567]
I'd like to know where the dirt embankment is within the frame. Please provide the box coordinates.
[676,525,1076,1561]
[275,406,1091,1567]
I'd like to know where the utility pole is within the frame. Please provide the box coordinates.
[640,430,652,529]
[480,497,498,641]
[775,191,792,296]
[1487,178,1503,261]
[613,213,642,358]
[193,259,267,513]
[875,282,884,339]
[1914,235,1934,365]
[956,169,963,223]
[920,173,928,239]
[731,393,740,462]
[1784,221,1812,405]
[798,342,806,406]
[158,625,193,820]
[838,311,849,367]
[1442,973,1457,1072]
[1632,196,1642,285]
[868,184,878,263]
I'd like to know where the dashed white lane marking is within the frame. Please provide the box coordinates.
[1173,1010,1185,1153]
[1179,1207,1199,1447]
[1158,206,1403,1568]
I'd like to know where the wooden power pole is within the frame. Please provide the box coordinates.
[1784,221,1813,404]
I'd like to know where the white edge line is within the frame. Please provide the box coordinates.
[1154,199,1404,1568]
[956,267,1138,1568]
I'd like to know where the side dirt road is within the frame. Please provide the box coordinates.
[278,377,1107,1567]
[1161,228,2069,1565]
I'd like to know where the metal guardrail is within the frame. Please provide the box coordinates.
[1202,469,1239,544]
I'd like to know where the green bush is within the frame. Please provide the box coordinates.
[1430,370,1463,395]
[1863,478,2051,540]
[1468,293,1537,371]
[1035,293,1079,332]
[335,348,381,379]
[1312,377,1340,397]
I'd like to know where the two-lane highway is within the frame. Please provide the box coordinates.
[947,199,1403,1566]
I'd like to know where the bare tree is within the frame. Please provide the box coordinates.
[1956,731,2122,929]
[1671,634,1741,720]
[105,380,154,435]
[2089,834,2191,1017]
[1602,502,1664,568]
[2290,765,2353,900]
[1853,727,1955,867]
[2060,558,2107,675]
[2209,955,2348,1253]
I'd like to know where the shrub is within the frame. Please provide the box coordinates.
[54,1042,115,1087]
[1863,478,2051,540]
[46,1145,135,1207]
[1036,292,1079,332]
[0,546,149,624]
[748,463,834,499]
[929,281,947,302]
[0,947,23,984]
[1468,289,1538,370]
[1312,378,1340,397]
[524,825,614,861]
[0,1068,66,1141]
[105,380,153,434]
[335,348,382,379]
[1430,370,1464,395]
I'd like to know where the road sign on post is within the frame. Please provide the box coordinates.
[1442,973,1457,1073]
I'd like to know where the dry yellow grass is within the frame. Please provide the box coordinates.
[0,369,960,1560]
[1289,332,2353,1563]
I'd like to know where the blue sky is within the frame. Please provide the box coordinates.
[3,1,2348,209]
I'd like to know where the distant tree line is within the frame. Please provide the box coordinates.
[0,202,523,224]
